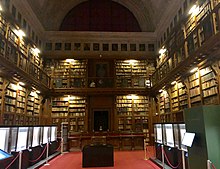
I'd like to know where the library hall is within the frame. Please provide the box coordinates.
[0,0,220,169]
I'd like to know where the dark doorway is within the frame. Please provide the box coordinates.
[94,110,109,131]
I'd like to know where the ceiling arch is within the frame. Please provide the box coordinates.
[59,0,142,32]
[28,0,157,32]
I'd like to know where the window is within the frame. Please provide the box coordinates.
[167,27,170,37]
[12,5,16,18]
[39,40,42,48]
[65,43,71,50]
[170,22,174,31]
[174,15,177,25]
[112,44,118,51]
[121,44,127,51]
[183,0,187,12]
[164,33,166,41]
[31,31,35,41]
[35,36,38,44]
[84,43,90,51]
[139,44,145,51]
[17,12,22,24]
[148,44,155,52]
[93,43,99,51]
[74,43,81,51]
[22,19,27,30]
[178,8,182,20]
[45,43,52,51]
[5,0,10,10]
[130,44,136,51]
[103,44,109,51]
[27,25,31,37]
[55,43,62,50]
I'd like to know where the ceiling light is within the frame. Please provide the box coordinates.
[171,81,176,85]
[125,59,138,65]
[32,48,40,55]
[189,5,200,16]
[66,59,75,63]
[159,47,167,55]
[190,67,198,73]
[18,82,25,86]
[14,29,26,39]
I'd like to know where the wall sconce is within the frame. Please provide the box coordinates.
[188,4,200,17]
[32,47,40,56]
[159,47,167,55]
[171,81,177,85]
[14,29,26,39]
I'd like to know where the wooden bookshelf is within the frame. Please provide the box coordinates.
[116,95,149,133]
[178,82,188,110]
[171,83,179,112]
[200,66,219,105]
[69,96,86,132]
[188,71,202,107]
[0,77,3,122]
[4,83,17,125]
[158,92,165,115]
[115,60,148,88]
[45,59,87,88]
[51,95,87,132]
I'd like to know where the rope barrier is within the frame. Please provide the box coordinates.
[211,162,217,169]
[5,152,20,169]
[29,144,48,163]
[162,148,182,169]
[55,142,61,152]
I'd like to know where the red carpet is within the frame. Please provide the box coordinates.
[40,149,159,169]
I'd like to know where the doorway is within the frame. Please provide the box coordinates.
[93,110,109,131]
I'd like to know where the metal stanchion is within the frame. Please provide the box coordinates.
[19,151,22,169]
[161,145,165,169]
[44,142,50,166]
[182,150,186,169]
[61,138,64,155]
[144,139,148,160]
[207,160,211,169]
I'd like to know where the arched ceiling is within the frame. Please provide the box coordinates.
[27,0,175,32]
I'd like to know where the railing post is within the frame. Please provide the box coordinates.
[182,150,186,169]
[207,160,211,169]
[44,142,50,166]
[161,145,165,169]
[19,151,22,169]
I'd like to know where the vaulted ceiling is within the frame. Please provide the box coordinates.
[26,0,178,32]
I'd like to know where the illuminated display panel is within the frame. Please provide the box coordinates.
[0,149,12,160]
[43,127,50,144]
[179,124,187,151]
[50,126,57,142]
[10,127,18,152]
[164,124,175,147]
[0,128,10,152]
[155,124,163,144]
[32,127,41,147]
[16,127,28,151]
[173,124,180,148]
[27,127,33,148]
[182,132,195,147]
